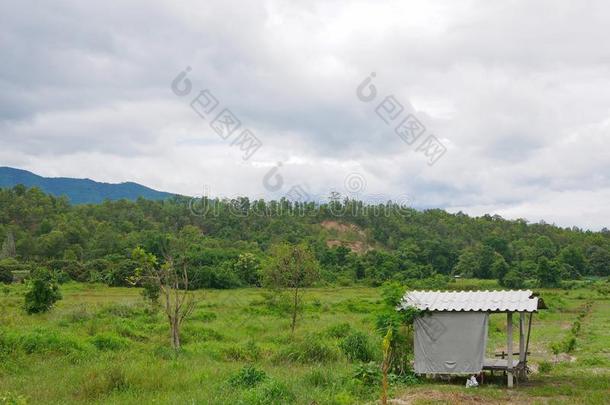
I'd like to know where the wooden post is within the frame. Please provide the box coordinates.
[519,312,526,379]
[507,312,513,388]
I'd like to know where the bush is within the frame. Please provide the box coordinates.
[91,333,129,351]
[0,259,16,284]
[339,331,375,362]
[192,309,217,322]
[242,380,296,405]
[563,336,577,353]
[141,279,160,305]
[49,259,86,282]
[77,366,130,400]
[538,361,552,373]
[353,361,381,385]
[304,368,334,388]
[500,270,525,289]
[380,281,405,307]
[24,267,62,314]
[229,365,267,388]
[16,329,87,355]
[224,341,261,362]
[274,334,338,364]
[326,322,351,338]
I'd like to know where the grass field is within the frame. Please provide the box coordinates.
[0,281,608,404]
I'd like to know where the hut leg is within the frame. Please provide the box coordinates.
[519,313,526,380]
[507,312,513,388]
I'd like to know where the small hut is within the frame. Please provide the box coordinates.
[398,290,546,387]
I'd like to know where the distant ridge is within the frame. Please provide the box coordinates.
[0,167,177,204]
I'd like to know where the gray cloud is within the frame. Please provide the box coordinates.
[0,0,609,229]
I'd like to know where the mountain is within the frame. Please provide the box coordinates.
[0,167,177,204]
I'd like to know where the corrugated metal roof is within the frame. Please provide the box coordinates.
[399,290,544,312]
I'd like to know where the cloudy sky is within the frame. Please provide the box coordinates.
[1,0,609,229]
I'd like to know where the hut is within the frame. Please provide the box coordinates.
[398,290,546,387]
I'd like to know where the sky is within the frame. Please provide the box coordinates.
[1,0,609,230]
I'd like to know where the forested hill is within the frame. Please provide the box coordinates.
[0,167,175,204]
[0,185,608,289]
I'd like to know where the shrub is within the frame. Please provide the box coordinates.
[181,326,224,343]
[229,366,267,388]
[0,259,16,284]
[389,371,419,385]
[91,333,129,351]
[64,305,92,323]
[380,281,405,307]
[97,303,140,318]
[563,336,577,353]
[538,361,552,373]
[141,279,160,305]
[24,268,62,314]
[242,380,296,405]
[304,368,334,388]
[274,334,338,363]
[339,331,375,362]
[49,259,87,282]
[500,270,525,289]
[77,366,130,399]
[12,328,88,356]
[192,309,217,322]
[326,322,351,338]
[224,341,261,362]
[353,361,381,385]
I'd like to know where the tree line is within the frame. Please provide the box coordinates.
[1,185,609,289]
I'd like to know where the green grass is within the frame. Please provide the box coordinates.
[0,281,608,404]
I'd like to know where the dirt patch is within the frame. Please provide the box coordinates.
[555,353,577,363]
[321,220,372,254]
[392,389,537,404]
[326,239,371,254]
[392,389,497,404]
[320,220,366,237]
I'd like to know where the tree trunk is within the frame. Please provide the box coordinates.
[171,316,181,349]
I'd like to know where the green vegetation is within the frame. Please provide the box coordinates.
[0,186,608,292]
[1,186,609,403]
[0,282,608,404]
[23,267,62,314]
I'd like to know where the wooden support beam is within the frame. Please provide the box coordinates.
[507,312,513,388]
[519,313,526,379]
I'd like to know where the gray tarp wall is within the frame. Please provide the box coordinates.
[414,312,489,374]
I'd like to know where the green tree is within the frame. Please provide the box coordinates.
[262,243,320,334]
[534,236,556,261]
[536,257,561,287]
[587,246,610,276]
[491,255,510,280]
[24,267,62,314]
[131,234,196,350]
[558,246,586,277]
[0,230,16,259]
[453,248,478,278]
[233,252,261,286]
[0,259,15,284]
[500,269,524,289]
